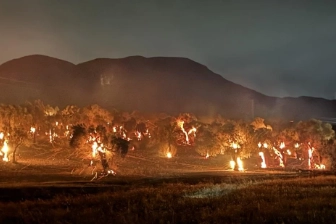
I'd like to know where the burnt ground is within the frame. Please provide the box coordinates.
[0,144,333,202]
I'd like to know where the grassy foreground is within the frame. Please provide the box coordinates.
[1,176,336,224]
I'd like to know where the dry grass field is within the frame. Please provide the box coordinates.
[0,144,335,223]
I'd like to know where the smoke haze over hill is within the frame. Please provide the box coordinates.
[0,55,335,120]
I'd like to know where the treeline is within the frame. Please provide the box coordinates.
[0,100,335,170]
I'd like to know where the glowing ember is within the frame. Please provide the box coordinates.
[30,127,36,133]
[231,142,240,149]
[272,147,284,167]
[287,149,291,155]
[178,120,188,143]
[188,127,197,138]
[259,152,266,168]
[135,131,142,141]
[0,132,4,140]
[178,120,196,145]
[263,143,268,148]
[230,160,235,170]
[144,129,151,138]
[315,164,326,170]
[49,129,52,143]
[279,142,285,149]
[205,152,209,159]
[92,142,98,157]
[258,142,262,148]
[1,141,9,162]
[97,144,105,153]
[308,147,314,169]
[237,157,244,171]
[294,143,300,148]
[166,152,172,158]
[107,169,116,175]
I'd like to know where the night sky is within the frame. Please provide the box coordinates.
[1,0,336,99]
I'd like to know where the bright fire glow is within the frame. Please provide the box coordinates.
[259,152,266,168]
[205,152,209,159]
[230,160,235,170]
[231,142,240,149]
[287,149,291,155]
[1,141,9,162]
[188,127,197,138]
[30,127,36,133]
[315,164,326,170]
[177,120,196,145]
[166,152,172,158]
[279,142,285,149]
[135,131,142,141]
[145,129,151,138]
[263,143,268,148]
[237,157,244,171]
[0,132,4,140]
[92,142,98,157]
[272,147,284,167]
[308,147,314,169]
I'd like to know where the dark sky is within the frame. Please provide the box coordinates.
[1,0,336,99]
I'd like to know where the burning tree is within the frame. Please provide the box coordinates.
[70,124,87,151]
[110,136,130,158]
[0,104,33,163]
[295,119,335,169]
[176,113,198,146]
[61,105,82,126]
[194,124,220,158]
[212,117,235,155]
[269,121,300,167]
[231,120,255,169]
[152,116,179,158]
[250,117,273,168]
[81,104,113,127]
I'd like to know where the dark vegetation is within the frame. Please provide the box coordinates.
[0,176,335,223]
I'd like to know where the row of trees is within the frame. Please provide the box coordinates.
[0,100,335,170]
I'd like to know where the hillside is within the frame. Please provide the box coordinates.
[0,55,335,120]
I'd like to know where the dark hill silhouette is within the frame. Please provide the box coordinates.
[0,55,335,120]
[0,55,86,105]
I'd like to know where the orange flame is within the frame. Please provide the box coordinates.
[237,157,244,171]
[272,147,284,167]
[1,141,9,162]
[308,147,314,169]
[92,142,98,157]
[178,120,196,145]
[259,152,266,168]
[230,160,235,170]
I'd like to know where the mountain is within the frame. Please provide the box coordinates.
[0,54,335,120]
[0,55,86,105]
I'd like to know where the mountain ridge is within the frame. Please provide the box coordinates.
[0,55,335,120]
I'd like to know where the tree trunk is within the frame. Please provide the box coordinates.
[12,145,19,163]
[33,131,36,143]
